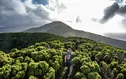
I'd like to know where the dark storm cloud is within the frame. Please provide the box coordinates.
[117,5,126,15]
[100,2,119,24]
[0,0,53,32]
[0,0,67,32]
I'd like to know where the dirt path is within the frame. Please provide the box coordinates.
[61,64,74,79]
[67,64,74,79]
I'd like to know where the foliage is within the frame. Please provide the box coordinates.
[117,73,124,79]
[0,33,126,79]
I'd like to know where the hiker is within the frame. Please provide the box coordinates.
[113,69,118,79]
[64,48,72,76]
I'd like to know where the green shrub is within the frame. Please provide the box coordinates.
[117,73,124,79]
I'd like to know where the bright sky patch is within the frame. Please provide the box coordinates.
[116,0,124,3]
[32,0,48,5]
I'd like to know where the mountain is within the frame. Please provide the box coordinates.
[24,21,75,36]
[24,21,126,49]
[105,33,126,41]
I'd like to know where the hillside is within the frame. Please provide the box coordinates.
[24,21,126,49]
[24,21,75,36]
[105,33,126,41]
[0,33,126,79]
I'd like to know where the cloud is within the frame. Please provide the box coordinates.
[0,0,27,14]
[0,0,64,32]
[100,1,126,24]
[117,5,126,14]
[121,18,126,29]
[57,0,126,36]
[100,2,119,24]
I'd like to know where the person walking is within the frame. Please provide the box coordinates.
[64,48,72,77]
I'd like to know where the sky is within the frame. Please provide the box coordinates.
[0,0,126,40]
[32,0,48,5]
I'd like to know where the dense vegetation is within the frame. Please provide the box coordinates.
[0,33,126,79]
[0,33,65,52]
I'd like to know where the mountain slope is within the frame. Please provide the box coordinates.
[105,33,126,41]
[25,21,75,36]
[24,21,126,49]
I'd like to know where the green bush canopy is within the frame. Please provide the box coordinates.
[0,33,126,79]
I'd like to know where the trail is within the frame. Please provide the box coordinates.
[61,64,74,79]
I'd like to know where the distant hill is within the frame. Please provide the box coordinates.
[24,21,75,36]
[105,33,126,41]
[24,21,126,49]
